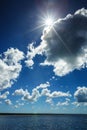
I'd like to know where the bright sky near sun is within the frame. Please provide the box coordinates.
[45,18,54,26]
[0,0,87,114]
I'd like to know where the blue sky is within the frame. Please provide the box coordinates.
[0,0,87,114]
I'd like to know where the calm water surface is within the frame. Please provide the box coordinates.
[0,115,87,130]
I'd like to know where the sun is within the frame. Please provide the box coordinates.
[32,15,55,31]
[45,17,54,26]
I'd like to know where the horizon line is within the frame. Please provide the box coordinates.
[0,113,87,115]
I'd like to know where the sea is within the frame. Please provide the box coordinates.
[0,114,87,130]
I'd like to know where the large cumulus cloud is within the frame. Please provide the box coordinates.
[25,8,87,76]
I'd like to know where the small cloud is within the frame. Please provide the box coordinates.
[18,103,24,106]
[52,76,55,79]
[72,101,87,107]
[36,82,50,89]
[25,42,43,68]
[46,97,53,106]
[41,88,51,96]
[14,105,19,108]
[41,87,71,106]
[5,99,12,105]
[0,91,9,99]
[65,98,70,102]
[57,99,70,106]
[49,91,71,98]
[41,88,71,98]
[13,88,40,103]
[12,88,29,96]
[24,88,40,102]
[74,86,87,102]
[50,76,56,81]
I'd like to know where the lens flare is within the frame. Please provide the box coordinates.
[45,18,54,26]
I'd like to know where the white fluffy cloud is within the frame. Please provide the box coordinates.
[57,98,70,106]
[25,8,87,76]
[12,88,29,96]
[36,82,50,89]
[41,88,51,96]
[57,101,68,106]
[0,48,24,91]
[13,88,40,102]
[41,88,71,98]
[41,88,71,105]
[0,91,9,99]
[5,99,12,105]
[74,86,87,102]
[13,82,50,102]
[14,102,24,108]
[46,97,53,105]
[13,82,71,104]
[25,42,44,68]
[48,91,71,98]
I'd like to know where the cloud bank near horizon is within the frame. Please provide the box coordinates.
[12,82,71,106]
